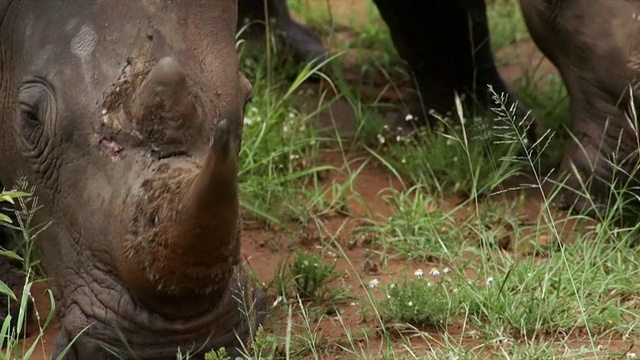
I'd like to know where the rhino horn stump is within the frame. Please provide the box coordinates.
[130,56,198,153]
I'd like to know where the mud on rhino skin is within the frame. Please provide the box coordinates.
[0,1,267,359]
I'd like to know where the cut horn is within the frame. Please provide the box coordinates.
[130,56,196,146]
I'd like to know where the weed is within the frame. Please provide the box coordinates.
[0,188,80,359]
[290,251,340,302]
[359,185,461,263]
[380,273,459,329]
[377,93,528,199]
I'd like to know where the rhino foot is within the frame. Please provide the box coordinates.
[555,143,640,224]
[275,21,330,71]
[237,0,331,76]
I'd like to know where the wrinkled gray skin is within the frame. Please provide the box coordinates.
[0,1,266,359]
[246,0,640,214]
[519,0,640,213]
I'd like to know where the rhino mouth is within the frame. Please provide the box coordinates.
[66,263,265,359]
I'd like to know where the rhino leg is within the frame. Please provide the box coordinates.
[237,0,330,69]
[372,0,535,143]
[0,193,34,337]
[519,0,640,215]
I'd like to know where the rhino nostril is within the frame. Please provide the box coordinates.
[155,149,189,160]
[148,210,158,227]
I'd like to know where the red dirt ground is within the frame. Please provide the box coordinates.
[14,2,621,360]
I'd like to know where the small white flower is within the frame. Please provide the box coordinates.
[369,279,380,288]
[443,267,451,274]
[350,302,356,306]
[405,113,414,122]
[414,268,424,277]
[486,277,495,286]
[408,301,413,306]
[377,134,386,144]
[243,118,254,126]
[627,353,637,359]
[429,268,441,277]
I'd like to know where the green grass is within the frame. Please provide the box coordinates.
[5,0,640,359]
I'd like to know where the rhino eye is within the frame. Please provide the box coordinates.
[18,80,52,127]
[19,103,40,126]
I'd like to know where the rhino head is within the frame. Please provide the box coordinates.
[0,1,266,358]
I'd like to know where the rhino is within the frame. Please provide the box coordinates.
[0,1,267,359]
[242,0,640,213]
[237,0,328,67]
